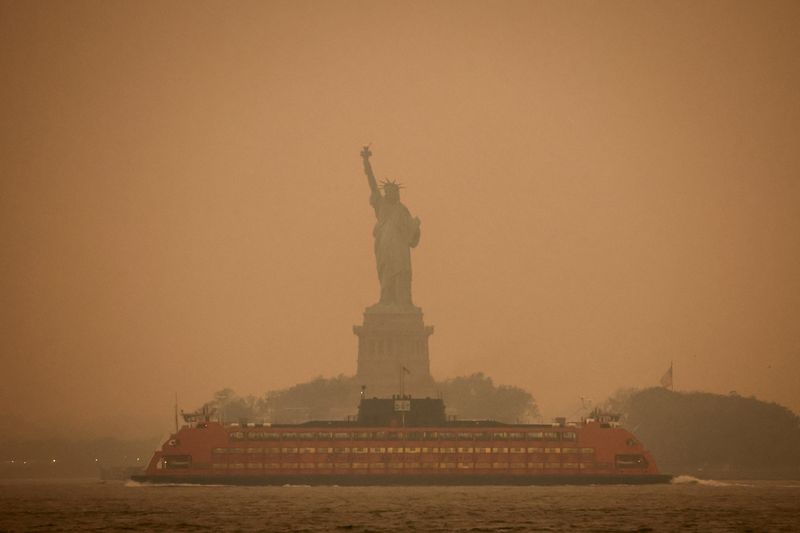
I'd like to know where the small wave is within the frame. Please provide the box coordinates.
[282,484,312,488]
[670,475,731,487]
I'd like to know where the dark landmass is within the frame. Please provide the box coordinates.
[605,387,800,479]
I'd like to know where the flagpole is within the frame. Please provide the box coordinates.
[671,360,674,391]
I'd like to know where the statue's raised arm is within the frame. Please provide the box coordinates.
[361,146,380,199]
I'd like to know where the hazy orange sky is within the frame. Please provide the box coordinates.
[2,0,799,438]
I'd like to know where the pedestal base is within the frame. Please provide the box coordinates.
[353,307,435,398]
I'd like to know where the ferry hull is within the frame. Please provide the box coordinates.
[131,473,672,486]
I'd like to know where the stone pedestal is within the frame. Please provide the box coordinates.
[353,307,435,397]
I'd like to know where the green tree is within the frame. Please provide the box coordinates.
[437,373,538,423]
[202,373,539,425]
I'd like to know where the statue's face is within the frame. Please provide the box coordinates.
[384,187,400,203]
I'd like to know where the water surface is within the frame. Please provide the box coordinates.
[1,477,798,531]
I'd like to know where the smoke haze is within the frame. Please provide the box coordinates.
[2,0,799,438]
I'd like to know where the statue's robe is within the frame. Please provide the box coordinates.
[370,191,420,304]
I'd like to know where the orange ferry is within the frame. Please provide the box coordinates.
[133,396,670,485]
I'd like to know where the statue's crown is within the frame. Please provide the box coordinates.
[380,179,404,190]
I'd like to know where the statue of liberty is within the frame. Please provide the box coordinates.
[361,146,421,311]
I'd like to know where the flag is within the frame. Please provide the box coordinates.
[402,366,411,374]
[660,363,673,389]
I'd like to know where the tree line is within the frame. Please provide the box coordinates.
[203,373,539,425]
[605,387,800,479]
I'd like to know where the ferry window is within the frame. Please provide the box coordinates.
[386,432,402,440]
[562,447,579,454]
[543,431,560,441]
[492,432,508,440]
[229,448,245,454]
[580,448,595,454]
[407,432,423,440]
[229,431,245,441]
[562,432,577,441]
[297,432,315,440]
[164,455,191,469]
[473,432,491,441]
[334,432,351,440]
[263,433,280,440]
[373,431,387,440]
[212,448,228,454]
[457,433,474,441]
[317,432,333,440]
[247,448,263,454]
[438,432,456,440]
[615,454,648,469]
[281,447,298,453]
[544,447,561,454]
[333,447,350,453]
[354,432,371,440]
[282,433,297,440]
[423,431,438,440]
[491,447,508,453]
[526,432,544,440]
[508,432,524,440]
